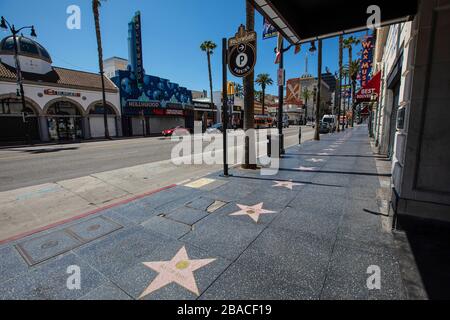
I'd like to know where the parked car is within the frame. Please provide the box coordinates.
[206,123,223,134]
[162,126,190,137]
[322,115,337,132]
[319,121,331,134]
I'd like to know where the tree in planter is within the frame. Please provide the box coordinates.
[255,73,273,116]
[200,41,217,111]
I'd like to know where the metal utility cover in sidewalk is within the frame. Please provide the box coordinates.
[15,216,123,266]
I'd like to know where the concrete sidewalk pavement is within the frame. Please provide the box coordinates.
[0,128,313,243]
[0,125,409,300]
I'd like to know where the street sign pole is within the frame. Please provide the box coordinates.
[222,38,229,177]
[278,38,285,155]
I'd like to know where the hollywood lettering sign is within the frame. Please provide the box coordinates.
[360,36,375,87]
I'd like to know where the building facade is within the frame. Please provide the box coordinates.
[0,35,121,144]
[371,0,450,226]
[104,57,128,79]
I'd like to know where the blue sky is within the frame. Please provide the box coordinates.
[0,0,366,95]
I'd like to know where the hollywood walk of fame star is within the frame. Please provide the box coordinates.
[296,165,318,171]
[139,246,216,299]
[230,203,276,223]
[273,180,304,190]
[306,158,325,163]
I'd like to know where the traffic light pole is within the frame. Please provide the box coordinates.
[222,38,229,177]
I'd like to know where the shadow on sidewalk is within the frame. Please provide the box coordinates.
[229,174,344,189]
[278,167,392,177]
[398,216,450,300]
[285,152,389,159]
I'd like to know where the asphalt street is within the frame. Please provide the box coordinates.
[0,126,314,192]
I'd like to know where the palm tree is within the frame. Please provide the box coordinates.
[348,59,361,127]
[255,73,273,115]
[200,41,217,111]
[342,66,349,127]
[301,87,312,123]
[343,36,360,127]
[243,0,255,169]
[92,0,110,139]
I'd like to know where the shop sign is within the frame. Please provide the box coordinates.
[126,100,160,108]
[166,109,184,116]
[134,12,144,85]
[166,103,183,109]
[44,89,81,97]
[359,35,375,87]
[233,106,242,113]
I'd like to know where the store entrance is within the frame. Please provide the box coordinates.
[0,98,40,143]
[47,116,83,141]
[46,100,84,141]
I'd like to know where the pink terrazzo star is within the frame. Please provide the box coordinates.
[139,246,216,298]
[229,203,276,223]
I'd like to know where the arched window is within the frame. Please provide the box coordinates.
[46,101,82,116]
[89,104,116,115]
[0,98,36,115]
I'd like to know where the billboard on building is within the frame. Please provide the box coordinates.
[285,78,302,106]
[263,17,278,40]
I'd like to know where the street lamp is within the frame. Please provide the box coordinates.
[0,16,37,144]
[274,38,294,156]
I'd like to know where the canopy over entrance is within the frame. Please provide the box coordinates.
[251,0,419,44]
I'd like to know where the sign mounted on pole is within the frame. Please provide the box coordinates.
[228,25,257,78]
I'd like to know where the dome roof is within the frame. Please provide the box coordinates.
[0,35,52,63]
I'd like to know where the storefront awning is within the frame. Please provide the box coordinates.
[251,0,418,44]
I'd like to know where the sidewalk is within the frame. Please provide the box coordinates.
[0,125,408,300]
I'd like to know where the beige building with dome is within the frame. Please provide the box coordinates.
[0,35,121,144]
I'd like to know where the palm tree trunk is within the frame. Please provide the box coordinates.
[93,0,110,139]
[348,46,353,127]
[242,0,255,169]
[207,50,214,112]
[261,85,265,115]
[338,35,343,132]
[314,40,322,141]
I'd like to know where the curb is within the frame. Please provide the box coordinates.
[0,184,177,246]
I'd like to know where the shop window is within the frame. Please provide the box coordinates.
[46,101,82,116]
[1,37,14,51]
[19,37,39,55]
[36,43,51,60]
[89,104,116,115]
[0,98,35,115]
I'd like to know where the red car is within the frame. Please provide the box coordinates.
[162,126,190,137]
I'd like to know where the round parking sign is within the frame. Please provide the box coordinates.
[228,42,256,78]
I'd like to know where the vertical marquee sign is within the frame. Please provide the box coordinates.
[359,35,375,88]
[133,11,144,87]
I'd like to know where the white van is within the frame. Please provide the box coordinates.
[322,115,337,132]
